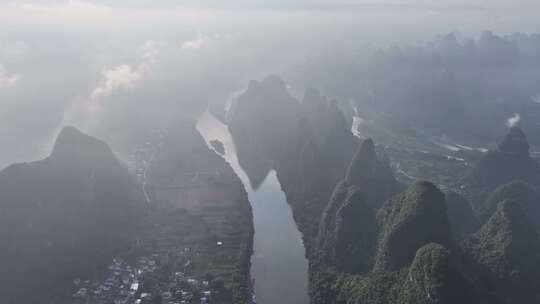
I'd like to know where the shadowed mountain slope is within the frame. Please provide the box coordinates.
[0,126,144,304]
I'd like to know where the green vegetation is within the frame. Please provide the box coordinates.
[311,181,481,304]
[462,200,540,302]
[220,76,540,304]
[317,183,377,274]
[313,243,484,304]
[345,139,403,210]
[305,128,540,304]
[310,154,540,303]
[479,181,540,228]
[145,125,254,304]
[374,181,450,272]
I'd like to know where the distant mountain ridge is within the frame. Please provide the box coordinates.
[464,126,540,193]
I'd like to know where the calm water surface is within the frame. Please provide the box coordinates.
[197,111,309,304]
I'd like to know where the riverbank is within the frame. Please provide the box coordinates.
[122,121,255,304]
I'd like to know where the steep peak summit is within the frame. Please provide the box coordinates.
[374,181,450,271]
[246,75,287,92]
[498,126,530,157]
[55,126,86,143]
[260,74,289,95]
[302,88,326,106]
[341,137,402,210]
[345,138,377,185]
[50,126,115,165]
[479,181,540,224]
[235,75,297,115]
[462,126,540,191]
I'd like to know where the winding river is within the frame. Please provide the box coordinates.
[197,111,309,304]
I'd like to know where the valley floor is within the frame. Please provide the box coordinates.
[72,127,254,304]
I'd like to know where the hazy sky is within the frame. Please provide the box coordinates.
[4,0,540,9]
[1,0,540,168]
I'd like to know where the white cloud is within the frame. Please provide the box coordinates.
[91,39,165,101]
[91,65,142,100]
[181,35,207,50]
[179,33,228,52]
[0,64,20,88]
[140,40,166,73]
[141,40,163,63]
[506,113,521,128]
